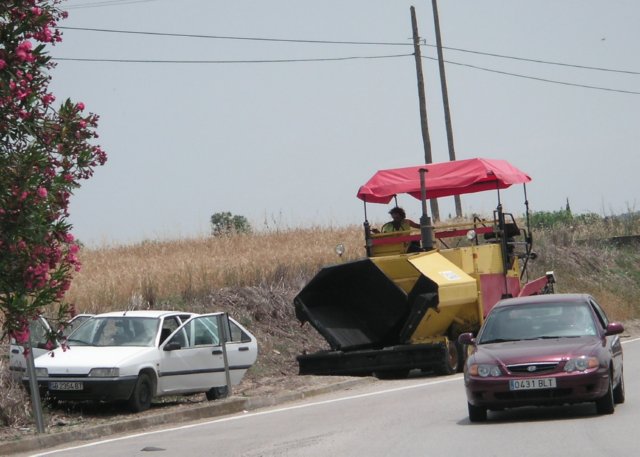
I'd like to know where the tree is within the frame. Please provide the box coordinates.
[210,211,252,236]
[0,1,107,346]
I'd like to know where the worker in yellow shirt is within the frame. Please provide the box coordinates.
[381,206,419,232]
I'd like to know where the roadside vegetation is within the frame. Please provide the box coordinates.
[1,213,638,434]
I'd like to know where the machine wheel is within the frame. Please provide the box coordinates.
[206,385,229,401]
[613,370,625,404]
[128,373,153,412]
[374,369,410,380]
[595,375,615,415]
[436,341,459,375]
[468,402,487,422]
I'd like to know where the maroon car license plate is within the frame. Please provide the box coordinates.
[509,378,557,391]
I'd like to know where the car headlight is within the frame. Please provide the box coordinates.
[88,368,120,377]
[469,364,502,377]
[564,357,598,372]
[35,368,48,377]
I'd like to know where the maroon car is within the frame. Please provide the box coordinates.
[459,293,625,422]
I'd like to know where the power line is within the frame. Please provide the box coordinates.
[57,26,640,76]
[51,51,639,95]
[57,27,411,46]
[52,53,413,64]
[423,56,640,95]
[431,43,640,76]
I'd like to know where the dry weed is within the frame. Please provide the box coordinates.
[66,226,364,312]
[0,353,32,429]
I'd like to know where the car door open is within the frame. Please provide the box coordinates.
[158,314,228,394]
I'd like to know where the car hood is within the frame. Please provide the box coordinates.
[34,346,156,375]
[473,336,602,365]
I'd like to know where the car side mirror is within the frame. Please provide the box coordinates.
[605,322,624,336]
[163,341,182,351]
[458,332,475,345]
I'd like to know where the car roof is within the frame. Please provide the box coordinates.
[92,310,198,319]
[493,293,593,309]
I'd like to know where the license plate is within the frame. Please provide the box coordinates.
[509,378,556,391]
[49,381,83,391]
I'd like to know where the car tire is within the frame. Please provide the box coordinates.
[206,385,229,401]
[128,373,153,412]
[613,370,625,404]
[595,375,615,415]
[468,402,487,422]
[436,341,459,376]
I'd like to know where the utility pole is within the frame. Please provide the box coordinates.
[432,0,462,218]
[411,6,439,221]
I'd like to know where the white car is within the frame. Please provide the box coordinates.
[27,310,258,412]
[9,314,93,381]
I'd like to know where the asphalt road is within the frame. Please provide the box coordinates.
[24,337,640,457]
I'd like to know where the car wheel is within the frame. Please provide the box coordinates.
[613,370,625,404]
[468,402,487,422]
[206,385,229,401]
[595,375,615,415]
[436,341,459,375]
[128,373,153,412]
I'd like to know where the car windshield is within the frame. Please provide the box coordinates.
[67,316,160,347]
[478,302,597,344]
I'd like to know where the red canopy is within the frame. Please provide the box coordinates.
[356,158,531,203]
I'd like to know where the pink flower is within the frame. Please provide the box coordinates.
[12,327,30,344]
[36,187,48,198]
[78,120,87,128]
[77,102,85,111]
[0,59,6,70]
[15,41,34,62]
[42,93,55,105]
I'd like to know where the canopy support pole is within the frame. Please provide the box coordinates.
[419,168,434,251]
[363,199,372,257]
[520,183,533,280]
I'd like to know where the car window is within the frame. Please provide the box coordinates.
[160,316,181,344]
[589,299,609,329]
[229,320,251,343]
[10,317,54,348]
[167,315,221,348]
[479,302,597,343]
[68,317,159,347]
[61,315,93,338]
[30,318,52,348]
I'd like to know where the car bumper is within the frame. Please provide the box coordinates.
[464,368,610,408]
[24,376,139,402]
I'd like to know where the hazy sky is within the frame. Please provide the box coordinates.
[48,0,639,245]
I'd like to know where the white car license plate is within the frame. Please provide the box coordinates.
[49,381,83,391]
[509,378,556,391]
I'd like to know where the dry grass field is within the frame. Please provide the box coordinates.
[1,218,639,436]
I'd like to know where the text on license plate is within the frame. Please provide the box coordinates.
[509,378,556,391]
[49,381,83,391]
